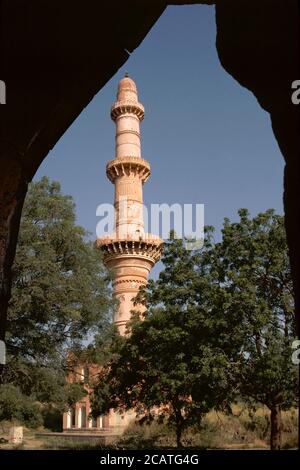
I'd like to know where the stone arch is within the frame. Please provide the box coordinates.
[0,1,299,372]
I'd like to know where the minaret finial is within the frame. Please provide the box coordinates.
[124,71,129,77]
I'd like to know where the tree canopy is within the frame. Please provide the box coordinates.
[0,177,113,425]
[91,210,298,449]
[213,209,297,449]
[91,231,241,447]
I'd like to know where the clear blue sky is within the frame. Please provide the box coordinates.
[35,5,284,278]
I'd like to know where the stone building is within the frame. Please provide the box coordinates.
[63,76,163,431]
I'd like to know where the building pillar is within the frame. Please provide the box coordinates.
[75,404,81,428]
[102,413,110,429]
[66,410,71,429]
[62,411,68,430]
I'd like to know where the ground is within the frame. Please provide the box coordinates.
[0,405,298,450]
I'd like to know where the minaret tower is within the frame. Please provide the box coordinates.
[97,74,163,335]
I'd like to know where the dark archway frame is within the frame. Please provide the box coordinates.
[0,1,299,375]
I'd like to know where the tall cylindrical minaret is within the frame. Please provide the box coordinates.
[97,75,163,335]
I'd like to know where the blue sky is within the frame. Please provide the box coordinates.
[35,5,284,278]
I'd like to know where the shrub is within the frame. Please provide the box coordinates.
[42,406,63,432]
[0,384,42,428]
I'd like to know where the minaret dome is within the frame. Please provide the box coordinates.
[117,74,138,102]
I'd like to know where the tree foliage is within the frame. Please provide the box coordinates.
[7,177,112,360]
[92,210,297,449]
[0,384,43,428]
[213,209,297,449]
[91,232,239,447]
[1,177,112,421]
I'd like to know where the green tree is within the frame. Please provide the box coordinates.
[92,211,297,450]
[1,177,112,418]
[213,209,298,450]
[91,233,240,448]
[0,384,43,428]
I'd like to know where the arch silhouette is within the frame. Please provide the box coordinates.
[0,1,299,375]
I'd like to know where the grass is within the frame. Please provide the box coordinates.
[0,405,298,450]
[43,437,107,450]
[109,405,298,450]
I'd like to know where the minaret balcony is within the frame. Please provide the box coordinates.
[96,235,163,264]
[106,156,150,183]
[111,101,145,122]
